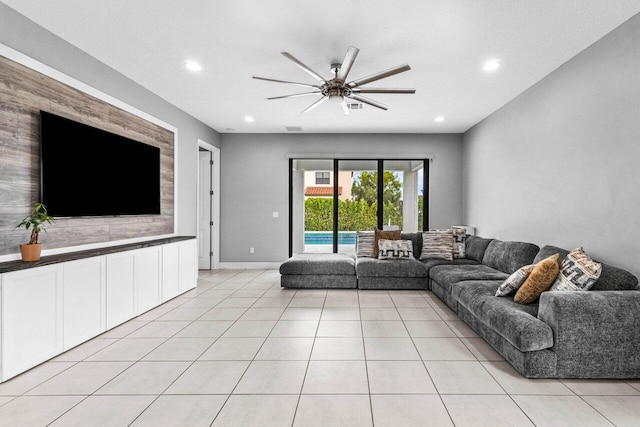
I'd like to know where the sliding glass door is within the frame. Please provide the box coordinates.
[289,158,429,256]
[338,160,378,253]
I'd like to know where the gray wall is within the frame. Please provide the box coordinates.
[220,133,463,262]
[463,13,640,279]
[0,3,220,239]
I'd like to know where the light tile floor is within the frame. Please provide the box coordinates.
[0,269,639,426]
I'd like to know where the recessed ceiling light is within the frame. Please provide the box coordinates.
[244,116,255,123]
[435,115,445,122]
[184,60,202,72]
[483,59,501,72]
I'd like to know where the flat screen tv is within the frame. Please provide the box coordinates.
[40,111,161,217]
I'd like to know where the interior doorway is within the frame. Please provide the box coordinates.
[197,140,220,270]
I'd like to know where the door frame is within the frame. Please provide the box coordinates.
[197,139,220,270]
[288,157,429,257]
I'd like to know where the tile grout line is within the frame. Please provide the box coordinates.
[289,288,327,427]
[209,281,302,426]
[399,290,457,426]
[87,272,254,426]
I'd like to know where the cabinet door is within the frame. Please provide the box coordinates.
[162,243,180,301]
[63,257,106,350]
[1,265,63,381]
[106,251,136,329]
[178,239,198,292]
[135,246,161,314]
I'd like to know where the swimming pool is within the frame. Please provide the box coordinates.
[304,231,356,245]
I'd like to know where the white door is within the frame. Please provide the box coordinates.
[198,150,212,269]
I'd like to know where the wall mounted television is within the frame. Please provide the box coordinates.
[40,111,161,217]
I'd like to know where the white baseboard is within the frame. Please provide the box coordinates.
[217,262,282,270]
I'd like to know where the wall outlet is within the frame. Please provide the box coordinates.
[273,211,279,218]
[249,247,255,254]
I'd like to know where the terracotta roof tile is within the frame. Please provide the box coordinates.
[304,186,343,196]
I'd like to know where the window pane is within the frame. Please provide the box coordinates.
[338,160,378,254]
[383,160,424,232]
[292,160,334,254]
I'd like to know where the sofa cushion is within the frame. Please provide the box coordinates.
[595,263,639,291]
[534,245,570,264]
[454,281,554,352]
[420,229,453,261]
[465,235,494,263]
[514,254,561,304]
[550,247,601,292]
[356,257,428,278]
[535,245,639,291]
[422,258,480,274]
[279,253,356,276]
[430,264,509,291]
[482,240,540,274]
[401,232,421,259]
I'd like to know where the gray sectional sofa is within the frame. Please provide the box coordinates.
[280,233,640,378]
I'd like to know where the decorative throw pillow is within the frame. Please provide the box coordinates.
[495,264,536,297]
[378,239,413,260]
[419,229,453,261]
[373,228,401,258]
[550,247,602,292]
[514,253,561,304]
[451,226,466,259]
[356,230,375,258]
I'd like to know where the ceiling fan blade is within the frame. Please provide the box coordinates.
[267,91,321,100]
[346,94,389,111]
[341,100,350,116]
[348,64,411,88]
[252,76,319,88]
[351,88,416,94]
[281,52,327,83]
[302,96,328,113]
[336,46,360,82]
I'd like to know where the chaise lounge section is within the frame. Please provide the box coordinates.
[280,231,640,378]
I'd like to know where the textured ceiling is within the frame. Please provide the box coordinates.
[3,1,640,133]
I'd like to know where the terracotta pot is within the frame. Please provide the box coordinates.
[20,243,43,262]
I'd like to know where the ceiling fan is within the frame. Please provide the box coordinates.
[253,46,416,115]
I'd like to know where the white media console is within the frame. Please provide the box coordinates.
[0,236,197,382]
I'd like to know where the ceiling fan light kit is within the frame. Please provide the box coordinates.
[253,46,416,115]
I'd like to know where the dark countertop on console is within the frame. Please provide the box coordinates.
[0,236,196,274]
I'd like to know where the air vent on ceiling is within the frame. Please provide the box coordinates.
[286,126,303,132]
[345,102,364,110]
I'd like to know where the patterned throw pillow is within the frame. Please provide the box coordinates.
[495,264,536,297]
[374,228,401,258]
[419,229,453,261]
[451,227,466,259]
[378,239,413,260]
[514,253,561,304]
[550,247,602,291]
[356,231,375,258]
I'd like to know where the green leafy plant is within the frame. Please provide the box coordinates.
[16,202,55,245]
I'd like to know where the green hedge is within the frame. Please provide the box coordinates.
[305,198,408,231]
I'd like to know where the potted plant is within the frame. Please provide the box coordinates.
[16,202,55,262]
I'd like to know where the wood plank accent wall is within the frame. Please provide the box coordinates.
[0,55,174,256]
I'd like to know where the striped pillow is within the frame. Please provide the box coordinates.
[356,230,375,258]
[420,229,454,261]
